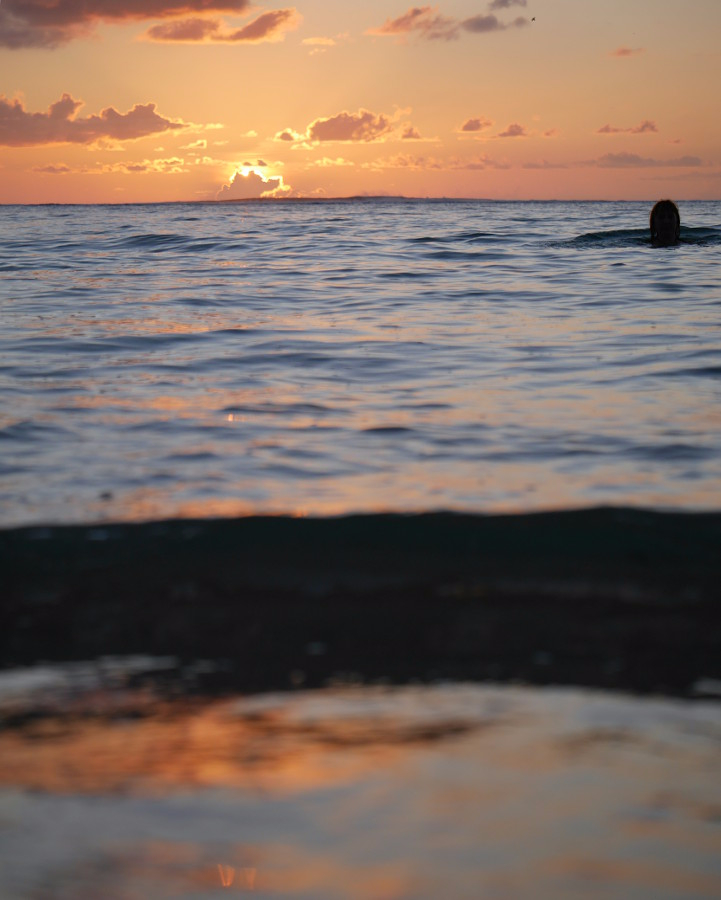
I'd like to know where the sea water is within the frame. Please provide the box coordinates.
[1,199,720,526]
[1,668,720,899]
[2,200,721,898]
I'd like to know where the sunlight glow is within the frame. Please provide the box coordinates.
[217,863,235,887]
[2,1,718,202]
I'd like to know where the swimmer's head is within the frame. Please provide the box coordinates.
[650,199,680,246]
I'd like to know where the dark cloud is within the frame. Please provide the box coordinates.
[224,9,298,41]
[274,129,300,142]
[368,5,528,41]
[630,121,657,134]
[597,120,658,135]
[459,117,494,133]
[401,125,422,139]
[145,8,299,42]
[0,0,252,48]
[498,122,527,138]
[462,14,527,34]
[275,109,396,146]
[146,17,221,41]
[307,109,393,143]
[461,14,503,33]
[33,163,73,174]
[488,0,526,8]
[0,93,188,146]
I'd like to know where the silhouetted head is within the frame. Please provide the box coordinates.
[650,199,680,246]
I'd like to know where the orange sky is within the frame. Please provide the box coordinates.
[1,0,720,202]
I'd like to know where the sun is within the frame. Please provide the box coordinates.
[239,165,266,179]
[225,164,267,181]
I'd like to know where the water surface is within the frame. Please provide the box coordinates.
[1,663,720,899]
[1,200,720,524]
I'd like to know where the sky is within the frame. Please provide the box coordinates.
[1,0,720,203]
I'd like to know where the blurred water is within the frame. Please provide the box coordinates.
[1,199,720,524]
[1,664,720,899]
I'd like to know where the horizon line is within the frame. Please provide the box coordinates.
[2,195,718,207]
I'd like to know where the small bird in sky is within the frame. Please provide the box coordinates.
[532,17,536,22]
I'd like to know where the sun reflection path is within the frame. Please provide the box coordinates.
[217,864,257,890]
[0,677,720,899]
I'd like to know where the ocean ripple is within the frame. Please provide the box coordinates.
[1,199,720,524]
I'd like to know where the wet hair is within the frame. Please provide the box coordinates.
[649,199,680,243]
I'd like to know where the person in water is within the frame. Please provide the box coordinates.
[650,199,680,246]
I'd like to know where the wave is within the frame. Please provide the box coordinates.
[3,507,720,695]
[560,225,721,249]
[410,230,506,245]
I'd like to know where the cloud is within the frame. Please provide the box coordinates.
[401,124,422,139]
[458,116,494,134]
[182,138,208,150]
[489,0,526,7]
[275,129,300,143]
[216,167,292,199]
[457,155,510,170]
[192,155,233,166]
[610,46,644,58]
[309,109,393,142]
[364,154,445,171]
[593,152,703,168]
[522,160,568,169]
[146,17,221,40]
[277,109,394,145]
[367,5,528,41]
[367,6,459,40]
[364,153,509,171]
[0,0,252,48]
[311,157,355,167]
[302,32,349,54]
[145,8,300,42]
[222,8,299,42]
[33,163,73,175]
[597,120,658,135]
[108,157,188,173]
[0,93,188,147]
[463,14,527,34]
[33,157,189,174]
[498,122,527,138]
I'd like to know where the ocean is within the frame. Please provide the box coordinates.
[2,199,721,899]
[1,198,720,525]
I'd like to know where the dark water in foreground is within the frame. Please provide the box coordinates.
[1,200,720,524]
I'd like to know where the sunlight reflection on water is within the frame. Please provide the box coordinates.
[1,200,720,525]
[0,662,720,899]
